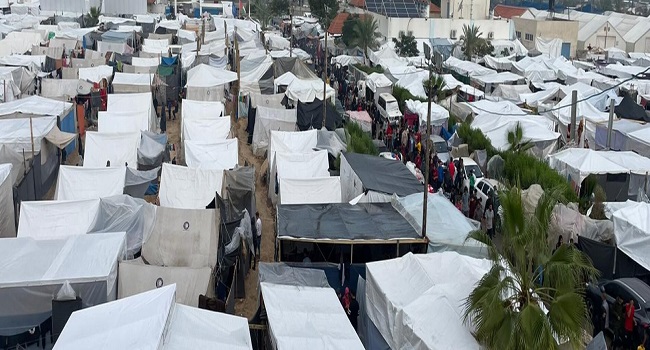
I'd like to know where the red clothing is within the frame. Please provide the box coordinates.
[625,303,635,332]
[449,161,456,181]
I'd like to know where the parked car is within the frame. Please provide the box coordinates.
[430,135,450,163]
[456,157,484,191]
[586,278,650,346]
[376,93,402,125]
[474,178,503,231]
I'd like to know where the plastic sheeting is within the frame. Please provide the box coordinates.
[0,232,126,336]
[270,150,329,204]
[0,164,15,238]
[251,107,297,157]
[268,129,318,171]
[258,263,330,287]
[143,206,219,268]
[184,139,238,169]
[261,282,364,350]
[535,37,563,58]
[393,193,486,258]
[78,65,114,83]
[182,117,231,143]
[316,129,347,158]
[17,199,101,239]
[404,99,449,126]
[365,73,392,93]
[84,131,140,168]
[159,163,224,209]
[444,56,495,76]
[483,55,515,70]
[0,95,72,118]
[138,131,166,167]
[547,148,631,185]
[106,93,157,132]
[465,100,526,116]
[112,72,153,93]
[181,99,225,119]
[186,64,237,88]
[277,202,420,241]
[118,259,210,307]
[490,84,532,103]
[551,203,613,243]
[279,177,342,205]
[55,165,126,201]
[340,152,423,202]
[285,78,335,103]
[613,202,650,271]
[365,252,490,350]
[88,195,157,258]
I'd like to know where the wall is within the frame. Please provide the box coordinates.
[367,13,430,40]
[627,32,650,52]
[440,0,490,20]
[513,17,578,57]
[430,18,513,41]
[580,24,625,51]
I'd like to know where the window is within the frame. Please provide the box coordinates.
[525,33,534,41]
[516,31,521,39]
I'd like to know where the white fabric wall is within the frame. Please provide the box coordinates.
[251,107,297,157]
[184,139,238,169]
[78,65,114,83]
[181,99,225,119]
[0,164,15,238]
[186,86,225,102]
[268,129,317,172]
[159,163,224,209]
[0,116,56,154]
[270,151,330,204]
[84,132,140,169]
[182,117,231,143]
[279,177,342,205]
[55,165,126,201]
[102,0,146,15]
[17,199,101,239]
[340,154,364,203]
[107,93,156,132]
[98,112,145,134]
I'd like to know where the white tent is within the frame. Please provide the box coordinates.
[84,131,140,168]
[261,282,364,350]
[547,148,629,186]
[131,57,160,67]
[0,95,72,118]
[112,72,154,93]
[55,165,126,200]
[98,111,146,133]
[252,107,297,157]
[78,65,114,83]
[142,206,219,268]
[0,164,15,238]
[184,139,239,169]
[159,163,224,209]
[285,78,335,103]
[612,202,650,271]
[268,129,318,171]
[0,232,126,336]
[182,117,231,143]
[404,99,450,126]
[181,99,225,120]
[55,284,253,350]
[365,252,491,350]
[279,177,342,205]
[106,93,157,132]
[270,151,330,204]
[186,64,237,102]
[393,193,486,258]
[465,100,526,116]
[118,259,211,307]
[471,114,560,158]
[17,199,101,239]
[444,56,495,76]
[365,72,392,94]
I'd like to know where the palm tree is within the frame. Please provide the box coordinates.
[459,24,483,60]
[84,6,101,28]
[423,74,447,103]
[350,17,380,65]
[251,0,273,29]
[507,122,534,153]
[464,185,597,350]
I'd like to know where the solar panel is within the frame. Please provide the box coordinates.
[365,0,426,18]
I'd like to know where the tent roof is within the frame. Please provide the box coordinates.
[277,202,421,242]
[112,72,154,86]
[615,93,650,122]
[55,165,126,201]
[0,232,125,287]
[17,199,101,240]
[471,114,560,152]
[186,64,238,87]
[261,282,364,350]
[258,262,330,288]
[547,148,630,183]
[365,252,490,350]
[0,95,72,117]
[343,152,423,197]
[613,202,650,271]
[159,163,224,210]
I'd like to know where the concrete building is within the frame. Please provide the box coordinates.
[512,16,579,57]
[440,0,490,20]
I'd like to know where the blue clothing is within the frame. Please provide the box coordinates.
[437,166,444,184]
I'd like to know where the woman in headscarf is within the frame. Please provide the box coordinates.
[342,287,351,311]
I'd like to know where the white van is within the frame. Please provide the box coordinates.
[377,93,402,125]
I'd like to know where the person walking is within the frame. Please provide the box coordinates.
[625,299,636,349]
[461,187,470,217]
[255,212,262,257]
[348,292,360,331]
[473,198,484,226]
[485,203,494,238]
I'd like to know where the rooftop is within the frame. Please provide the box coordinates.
[493,4,527,19]
[328,12,350,35]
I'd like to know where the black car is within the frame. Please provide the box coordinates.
[586,278,650,345]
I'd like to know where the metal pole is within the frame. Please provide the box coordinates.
[199,0,202,17]
[174,0,177,18]
[422,63,433,238]
[606,98,615,149]
[289,9,293,58]
[234,28,240,119]
[29,116,35,159]
[322,31,328,128]
[570,90,577,143]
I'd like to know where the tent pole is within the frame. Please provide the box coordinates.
[289,8,293,58]
[395,241,400,257]
[234,27,240,120]
[350,244,353,265]
[322,31,328,128]
[422,61,433,238]
[29,116,35,159]
[570,90,577,143]
[606,98,615,150]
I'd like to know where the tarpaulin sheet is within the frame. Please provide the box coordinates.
[279,177,342,205]
[107,93,156,132]
[161,56,177,66]
[84,131,140,169]
[55,165,126,200]
[285,78,335,103]
[251,107,297,156]
[296,100,342,131]
[577,236,615,280]
[182,117,231,143]
[0,164,15,238]
[17,199,101,239]
[613,202,650,272]
[118,259,210,307]
[0,145,23,185]
[159,163,224,209]
[272,57,318,80]
[181,99,225,119]
[184,139,238,169]
[143,206,219,268]
[88,195,156,258]
[138,131,166,166]
[270,150,329,204]
[615,93,650,122]
[260,282,364,350]
[404,99,449,126]
[186,64,237,87]
[277,202,420,241]
[268,129,318,171]
[258,263,330,287]
[341,152,422,199]
[0,116,57,154]
[78,65,114,83]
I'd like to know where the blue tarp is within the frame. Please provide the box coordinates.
[101,30,131,43]
[60,110,76,155]
[161,56,178,66]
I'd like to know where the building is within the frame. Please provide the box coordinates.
[440,0,490,20]
[512,16,579,57]
[493,4,527,19]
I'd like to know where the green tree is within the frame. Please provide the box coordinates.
[251,0,273,28]
[341,15,360,47]
[423,74,447,102]
[459,24,494,60]
[84,6,101,28]
[464,185,597,350]
[270,0,290,16]
[350,17,381,64]
[507,122,534,153]
[309,0,339,29]
[392,31,419,57]
[601,0,614,11]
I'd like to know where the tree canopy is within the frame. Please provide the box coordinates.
[464,185,597,350]
[459,24,494,59]
[84,6,101,28]
[350,17,381,63]
[309,0,339,29]
[393,31,419,57]
[251,0,290,29]
[341,15,360,47]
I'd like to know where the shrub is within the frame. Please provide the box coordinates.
[392,85,426,113]
[345,122,377,155]
[353,63,384,75]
